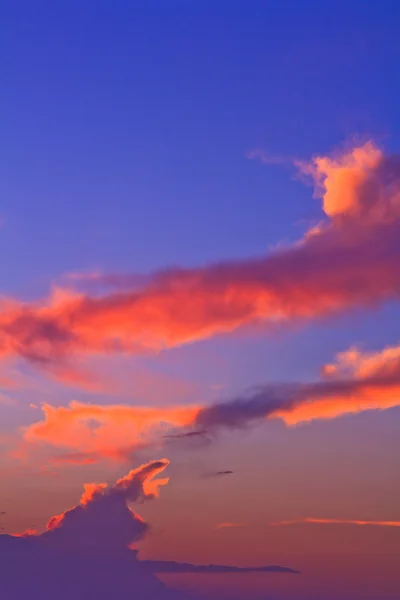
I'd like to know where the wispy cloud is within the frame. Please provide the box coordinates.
[1,142,400,384]
[216,522,247,530]
[204,470,234,478]
[271,518,400,528]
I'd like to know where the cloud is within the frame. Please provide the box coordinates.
[21,401,199,464]
[39,458,169,553]
[195,375,400,429]
[16,341,400,466]
[204,470,234,478]
[1,459,297,599]
[1,142,400,381]
[271,518,400,528]
[216,523,247,529]
[195,341,400,429]
[1,460,178,599]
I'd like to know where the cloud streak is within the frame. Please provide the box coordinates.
[216,522,247,529]
[271,518,400,528]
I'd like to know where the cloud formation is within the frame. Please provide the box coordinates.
[195,372,400,429]
[17,341,400,465]
[216,522,247,529]
[1,142,400,380]
[22,401,198,464]
[40,458,169,552]
[1,459,179,599]
[1,459,296,599]
[271,518,400,528]
[207,470,234,477]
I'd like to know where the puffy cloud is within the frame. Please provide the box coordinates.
[22,401,199,464]
[0,460,178,600]
[301,142,400,224]
[39,458,169,553]
[322,343,400,379]
[1,143,400,380]
[1,459,297,600]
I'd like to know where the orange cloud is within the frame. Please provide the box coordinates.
[115,460,169,499]
[14,339,400,466]
[80,482,108,505]
[323,343,400,379]
[16,342,400,465]
[196,340,400,429]
[274,380,400,426]
[1,143,400,382]
[271,518,400,528]
[22,401,199,464]
[216,522,247,529]
[12,529,38,537]
[299,141,385,221]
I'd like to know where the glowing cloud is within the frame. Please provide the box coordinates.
[196,340,400,428]
[271,518,400,528]
[17,342,400,465]
[1,143,400,381]
[22,402,199,464]
[40,459,170,552]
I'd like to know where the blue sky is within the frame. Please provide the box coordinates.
[3,1,400,296]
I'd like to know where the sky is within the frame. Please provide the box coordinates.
[1,2,400,599]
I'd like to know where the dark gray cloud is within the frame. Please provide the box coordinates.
[203,470,234,478]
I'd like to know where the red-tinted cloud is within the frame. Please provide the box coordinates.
[41,459,170,552]
[271,518,400,528]
[22,401,199,464]
[11,459,169,556]
[196,340,400,428]
[0,143,400,379]
[17,342,400,464]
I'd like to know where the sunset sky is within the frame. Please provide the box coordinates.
[1,2,400,599]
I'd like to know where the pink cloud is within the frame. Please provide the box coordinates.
[21,401,199,464]
[0,143,399,383]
